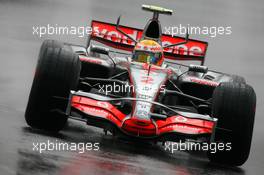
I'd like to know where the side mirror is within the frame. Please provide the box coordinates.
[90,45,109,55]
[90,44,116,69]
[188,64,208,73]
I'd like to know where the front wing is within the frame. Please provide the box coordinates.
[67,91,217,141]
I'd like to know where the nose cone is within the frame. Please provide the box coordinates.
[121,118,157,137]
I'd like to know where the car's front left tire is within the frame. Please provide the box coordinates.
[208,82,256,166]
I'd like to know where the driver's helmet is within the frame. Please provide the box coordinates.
[132,39,164,66]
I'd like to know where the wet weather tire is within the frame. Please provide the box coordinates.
[208,82,256,166]
[25,40,80,132]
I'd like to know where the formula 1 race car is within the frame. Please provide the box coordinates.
[25,5,256,166]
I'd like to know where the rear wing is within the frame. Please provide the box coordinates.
[88,20,208,65]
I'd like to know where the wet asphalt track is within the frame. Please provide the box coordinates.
[0,0,264,174]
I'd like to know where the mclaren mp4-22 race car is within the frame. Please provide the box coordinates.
[25,5,256,166]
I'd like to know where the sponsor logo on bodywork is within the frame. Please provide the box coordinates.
[91,21,208,60]
[189,77,219,86]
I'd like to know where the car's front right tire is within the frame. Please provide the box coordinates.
[25,40,81,132]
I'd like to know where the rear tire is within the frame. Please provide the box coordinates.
[208,82,256,166]
[25,41,81,132]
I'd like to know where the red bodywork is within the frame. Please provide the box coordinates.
[71,95,214,138]
[90,20,208,64]
[72,20,214,139]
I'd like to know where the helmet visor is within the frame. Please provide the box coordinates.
[132,51,161,65]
